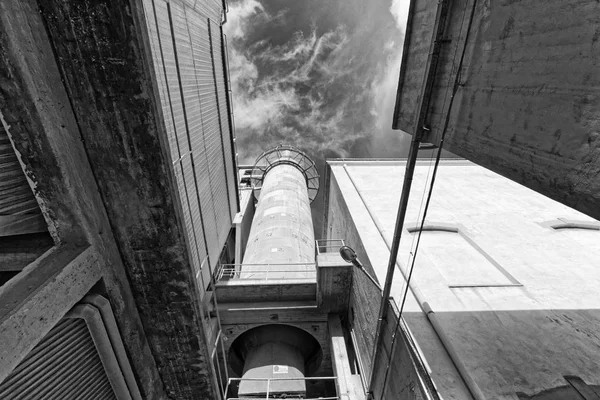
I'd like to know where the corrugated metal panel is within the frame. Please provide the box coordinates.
[209,21,237,221]
[193,0,223,24]
[207,22,233,247]
[171,2,210,278]
[178,0,222,24]
[0,124,40,216]
[146,0,208,282]
[174,159,204,277]
[155,0,188,158]
[145,0,181,163]
[144,1,229,274]
[0,318,117,400]
[200,256,211,292]
[186,12,221,271]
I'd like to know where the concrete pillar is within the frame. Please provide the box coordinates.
[242,163,315,279]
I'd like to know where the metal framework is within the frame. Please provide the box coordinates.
[315,239,346,255]
[215,263,317,282]
[249,145,320,203]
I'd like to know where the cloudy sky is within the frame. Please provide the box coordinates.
[224,0,411,164]
[224,0,411,235]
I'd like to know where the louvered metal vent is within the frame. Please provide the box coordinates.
[0,318,117,400]
[142,0,238,293]
[0,124,39,216]
[0,296,141,400]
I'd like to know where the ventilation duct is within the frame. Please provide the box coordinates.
[0,294,141,400]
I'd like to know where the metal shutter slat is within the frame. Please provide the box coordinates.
[0,319,117,400]
[146,0,211,290]
[190,0,222,24]
[207,21,232,246]
[172,4,212,287]
[47,359,104,400]
[0,125,41,216]
[187,13,221,271]
[29,352,99,400]
[162,1,209,284]
[173,161,202,275]
[2,332,92,394]
[156,1,188,158]
[142,0,180,164]
[3,320,87,385]
[209,22,237,222]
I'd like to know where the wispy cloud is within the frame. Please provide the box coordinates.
[225,0,410,163]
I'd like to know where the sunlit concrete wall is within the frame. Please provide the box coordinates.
[325,159,600,399]
[394,0,600,222]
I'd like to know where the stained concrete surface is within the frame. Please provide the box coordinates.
[394,0,600,223]
[327,159,600,399]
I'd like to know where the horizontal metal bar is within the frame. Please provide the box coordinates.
[448,283,523,288]
[226,397,338,400]
[220,263,316,266]
[220,268,316,272]
[227,377,337,381]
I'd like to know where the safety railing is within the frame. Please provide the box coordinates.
[315,239,345,255]
[216,263,317,282]
[224,377,339,400]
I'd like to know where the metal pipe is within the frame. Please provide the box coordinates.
[220,28,239,211]
[365,130,422,400]
[242,163,315,276]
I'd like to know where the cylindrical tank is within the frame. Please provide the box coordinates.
[230,324,323,398]
[242,146,320,279]
[232,146,321,397]
[242,164,314,278]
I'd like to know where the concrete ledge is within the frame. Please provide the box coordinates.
[216,279,317,303]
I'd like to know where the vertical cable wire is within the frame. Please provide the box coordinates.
[378,0,480,398]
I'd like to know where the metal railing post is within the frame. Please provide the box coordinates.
[266,378,270,399]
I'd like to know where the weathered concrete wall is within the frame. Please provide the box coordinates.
[394,0,600,221]
[324,166,433,400]
[0,0,233,398]
[33,0,219,396]
[324,171,379,375]
[0,1,166,397]
[329,159,600,399]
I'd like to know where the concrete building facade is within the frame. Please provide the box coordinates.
[324,159,600,400]
[393,0,600,222]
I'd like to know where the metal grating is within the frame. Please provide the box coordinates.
[180,0,223,23]
[210,21,237,222]
[161,3,189,161]
[149,0,182,163]
[144,0,210,293]
[0,124,41,216]
[187,13,220,270]
[206,21,232,248]
[144,0,233,276]
[172,2,210,275]
[0,318,117,400]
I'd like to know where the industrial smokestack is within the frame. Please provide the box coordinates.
[242,145,320,278]
[234,145,321,398]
